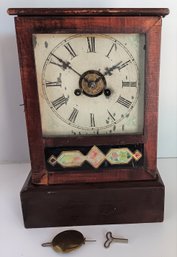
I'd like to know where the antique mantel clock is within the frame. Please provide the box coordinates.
[8,8,169,228]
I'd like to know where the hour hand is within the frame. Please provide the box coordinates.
[103,61,122,76]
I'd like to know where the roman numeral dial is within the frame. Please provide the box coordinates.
[106,43,117,58]
[90,113,96,127]
[122,81,137,88]
[68,108,79,123]
[35,33,144,136]
[64,43,77,58]
[87,37,96,53]
[117,96,132,109]
[52,95,69,110]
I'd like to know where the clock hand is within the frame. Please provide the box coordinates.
[87,60,130,96]
[103,61,123,76]
[94,76,103,84]
[93,62,123,85]
[50,53,89,82]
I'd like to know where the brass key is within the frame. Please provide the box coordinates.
[104,231,128,248]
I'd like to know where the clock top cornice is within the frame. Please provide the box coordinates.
[8,8,169,17]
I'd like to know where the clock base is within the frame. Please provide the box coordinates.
[20,171,164,228]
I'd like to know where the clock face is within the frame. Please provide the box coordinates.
[33,33,145,137]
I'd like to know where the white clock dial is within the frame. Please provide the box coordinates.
[33,33,145,136]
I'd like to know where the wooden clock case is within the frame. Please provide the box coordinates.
[8,8,169,228]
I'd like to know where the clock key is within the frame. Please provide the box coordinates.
[104,231,128,248]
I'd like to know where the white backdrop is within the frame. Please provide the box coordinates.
[0,0,176,163]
